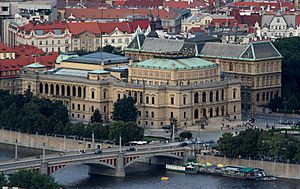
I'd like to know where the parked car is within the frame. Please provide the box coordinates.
[94,149,103,154]
[126,147,137,151]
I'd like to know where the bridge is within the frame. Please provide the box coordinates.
[0,144,193,177]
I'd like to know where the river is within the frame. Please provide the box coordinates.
[1,145,300,189]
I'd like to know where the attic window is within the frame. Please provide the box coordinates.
[277,18,280,23]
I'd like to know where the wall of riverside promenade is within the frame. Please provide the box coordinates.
[197,155,300,179]
[0,128,113,152]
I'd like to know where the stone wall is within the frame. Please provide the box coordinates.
[197,155,300,180]
[0,128,113,152]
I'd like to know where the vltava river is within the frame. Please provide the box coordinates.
[1,145,300,189]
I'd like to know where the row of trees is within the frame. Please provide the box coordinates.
[270,37,300,111]
[0,90,143,144]
[217,129,300,162]
[0,170,61,189]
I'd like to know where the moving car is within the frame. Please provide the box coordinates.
[94,149,103,154]
[126,147,137,151]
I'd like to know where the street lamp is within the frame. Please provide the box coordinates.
[169,117,176,142]
[42,142,46,162]
[15,139,18,160]
[283,97,287,117]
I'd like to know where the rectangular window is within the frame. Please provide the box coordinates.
[146,96,149,104]
[118,39,122,43]
[171,97,174,105]
[152,97,155,104]
[58,40,60,44]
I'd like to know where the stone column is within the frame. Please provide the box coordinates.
[115,152,125,177]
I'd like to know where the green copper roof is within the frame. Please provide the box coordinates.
[132,57,217,70]
[27,62,45,68]
[56,53,79,64]
[88,70,110,74]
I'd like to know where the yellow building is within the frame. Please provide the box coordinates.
[21,52,241,129]
[198,41,282,115]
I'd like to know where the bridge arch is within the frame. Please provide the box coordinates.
[124,153,184,167]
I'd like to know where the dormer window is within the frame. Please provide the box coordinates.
[277,18,280,23]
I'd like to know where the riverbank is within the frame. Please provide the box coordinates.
[197,155,300,180]
[0,143,57,161]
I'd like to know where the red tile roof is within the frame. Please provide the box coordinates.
[57,0,111,9]
[210,18,237,27]
[0,43,15,53]
[231,1,293,11]
[123,0,163,7]
[98,19,149,34]
[0,54,57,78]
[65,7,178,20]
[67,22,101,35]
[13,44,44,57]
[18,21,68,34]
[164,1,188,9]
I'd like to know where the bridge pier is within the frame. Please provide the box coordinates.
[115,152,125,177]
[40,161,49,174]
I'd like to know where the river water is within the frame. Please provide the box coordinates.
[1,145,300,189]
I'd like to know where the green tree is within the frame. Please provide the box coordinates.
[217,133,235,157]
[286,95,300,111]
[268,96,284,111]
[91,109,103,123]
[273,37,300,99]
[112,96,138,122]
[108,121,144,144]
[179,131,192,140]
[9,170,60,189]
[0,173,6,187]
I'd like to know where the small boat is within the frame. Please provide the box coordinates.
[160,176,170,181]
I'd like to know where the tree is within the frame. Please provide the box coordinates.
[286,95,300,111]
[273,37,300,99]
[108,121,144,144]
[112,96,138,122]
[268,96,284,111]
[91,109,103,123]
[8,170,60,189]
[179,131,192,140]
[0,173,6,188]
[217,133,235,157]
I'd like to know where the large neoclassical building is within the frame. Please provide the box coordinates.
[21,51,241,129]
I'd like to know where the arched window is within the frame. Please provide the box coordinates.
[139,93,143,104]
[55,84,60,95]
[78,86,82,97]
[221,106,224,116]
[221,89,224,101]
[209,91,213,102]
[233,89,236,99]
[202,92,206,102]
[45,83,48,94]
[229,63,233,71]
[50,84,54,95]
[194,92,199,103]
[39,83,43,94]
[209,108,213,117]
[67,86,71,96]
[202,108,206,117]
[83,87,86,98]
[216,90,219,101]
[72,86,76,97]
[233,106,236,112]
[103,90,106,99]
[134,92,137,102]
[216,107,219,116]
[61,85,65,96]
[170,97,174,105]
[194,109,199,119]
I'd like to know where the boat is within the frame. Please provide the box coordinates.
[160,176,170,181]
[165,163,276,181]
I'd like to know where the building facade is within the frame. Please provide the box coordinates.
[199,41,282,115]
[21,53,241,128]
[255,13,300,40]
